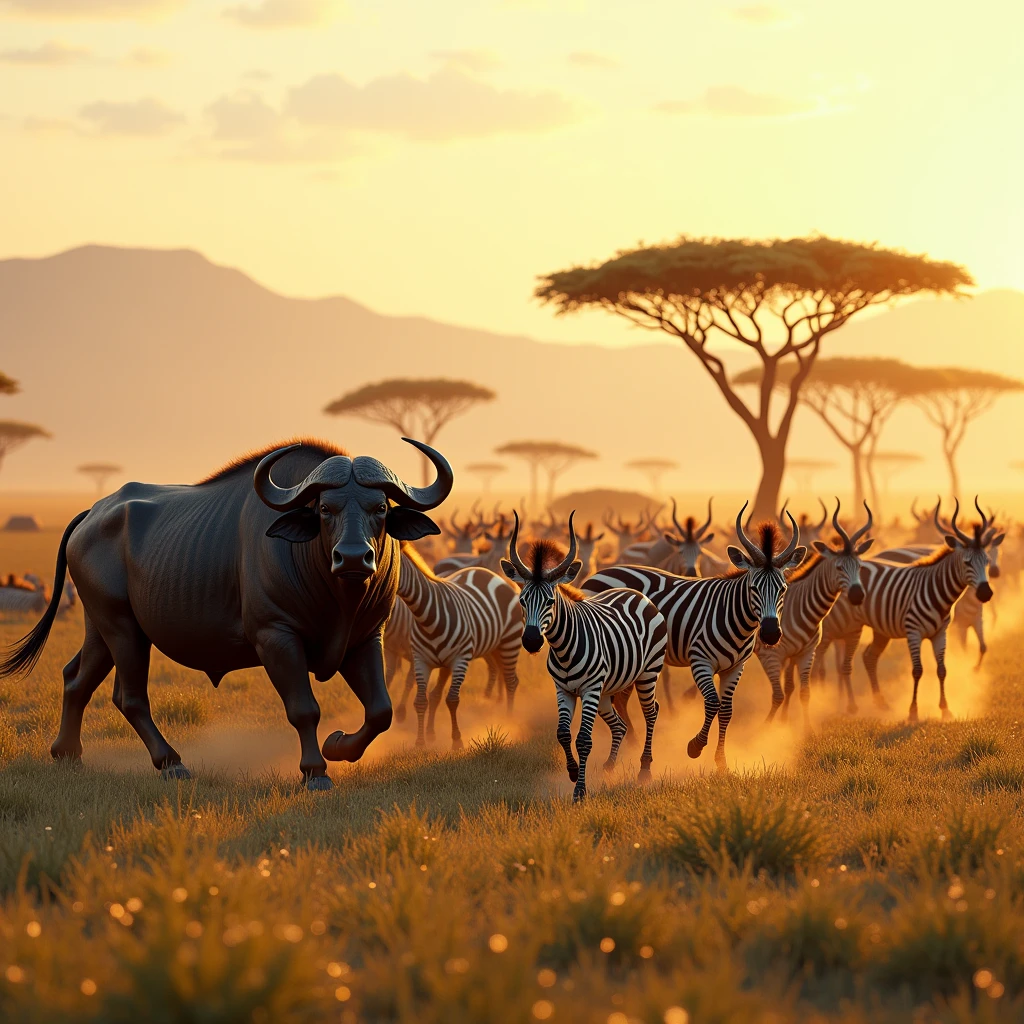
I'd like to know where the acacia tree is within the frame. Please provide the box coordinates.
[625,457,678,495]
[872,451,923,495]
[785,457,835,493]
[734,357,928,511]
[77,461,123,496]
[0,373,18,396]
[913,367,1024,497]
[465,461,507,495]
[0,421,51,476]
[324,378,496,484]
[495,440,597,510]
[536,237,971,519]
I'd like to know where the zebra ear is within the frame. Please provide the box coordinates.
[662,532,682,548]
[991,533,1006,548]
[727,546,751,568]
[944,535,958,549]
[499,558,523,583]
[702,532,714,546]
[812,540,830,554]
[780,546,807,569]
[855,538,874,555]
[556,560,584,585]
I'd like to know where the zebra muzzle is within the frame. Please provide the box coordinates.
[976,581,993,603]
[848,584,865,606]
[522,626,544,653]
[759,620,782,646]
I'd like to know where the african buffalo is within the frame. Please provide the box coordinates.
[0,437,452,789]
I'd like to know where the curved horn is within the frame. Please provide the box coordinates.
[851,500,874,546]
[911,497,921,522]
[697,497,713,540]
[950,498,971,545]
[817,497,828,530]
[546,511,578,581]
[831,497,850,548]
[355,438,453,511]
[507,509,530,578]
[734,502,760,562]
[776,510,800,565]
[253,444,339,511]
[779,498,789,523]
[671,497,686,539]
[975,495,990,535]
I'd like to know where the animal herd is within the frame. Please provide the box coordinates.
[0,437,1013,799]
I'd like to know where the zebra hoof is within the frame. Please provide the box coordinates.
[686,738,705,759]
[872,694,890,711]
[941,707,953,721]
[572,785,587,803]
[846,702,859,715]
[304,774,333,792]
[452,737,464,751]
[908,705,919,723]
[394,705,407,724]
[714,758,729,774]
[638,768,652,785]
[602,758,617,774]
[415,736,426,749]
[161,763,191,781]
[567,762,579,783]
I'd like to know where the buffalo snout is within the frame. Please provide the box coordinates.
[332,544,376,579]
[522,626,544,654]
[848,584,865,606]
[976,581,993,603]
[759,619,782,646]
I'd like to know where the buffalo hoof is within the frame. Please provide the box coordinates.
[394,705,407,724]
[161,763,191,781]
[686,737,705,760]
[638,768,652,785]
[572,785,587,804]
[51,746,82,763]
[567,762,579,783]
[321,731,363,763]
[305,774,333,792]
[908,705,919,723]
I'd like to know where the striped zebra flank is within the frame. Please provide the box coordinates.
[397,544,523,748]
[759,500,874,728]
[501,511,667,802]
[582,504,806,770]
[816,498,1002,720]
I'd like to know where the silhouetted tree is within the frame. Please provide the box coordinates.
[872,451,923,494]
[625,458,678,495]
[734,357,928,511]
[465,461,507,495]
[0,421,51,476]
[78,461,123,497]
[913,367,1024,497]
[537,237,971,519]
[495,440,597,510]
[785,458,835,493]
[324,378,495,484]
[0,373,18,396]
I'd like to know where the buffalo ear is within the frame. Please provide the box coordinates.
[387,507,440,541]
[266,508,320,543]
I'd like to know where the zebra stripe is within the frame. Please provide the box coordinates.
[398,548,522,748]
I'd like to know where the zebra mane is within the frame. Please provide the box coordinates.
[684,516,697,540]
[786,552,823,583]
[199,437,350,483]
[756,521,784,561]
[400,541,438,579]
[524,539,568,582]
[910,545,954,567]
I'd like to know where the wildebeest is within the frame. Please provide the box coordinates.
[0,437,452,789]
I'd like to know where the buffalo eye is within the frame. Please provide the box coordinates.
[377,502,387,515]
[319,503,330,515]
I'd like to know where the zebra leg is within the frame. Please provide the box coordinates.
[686,658,720,760]
[713,662,745,772]
[861,632,891,713]
[840,627,866,712]
[425,666,452,742]
[573,688,601,802]
[497,638,520,713]
[394,661,416,724]
[611,685,638,746]
[813,637,831,681]
[444,658,471,750]
[634,669,660,783]
[483,657,498,700]
[412,657,433,747]
[796,647,815,731]
[51,614,114,762]
[761,650,784,724]
[906,630,924,722]
[780,659,796,722]
[598,695,628,772]
[972,611,987,671]
[661,668,675,713]
[933,630,952,720]
[555,687,579,783]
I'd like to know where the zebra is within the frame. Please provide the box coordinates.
[601,508,656,564]
[582,506,804,770]
[397,544,523,748]
[641,499,716,576]
[441,507,481,555]
[384,596,417,721]
[760,501,874,726]
[0,578,47,616]
[815,499,1001,721]
[433,514,515,576]
[500,510,667,802]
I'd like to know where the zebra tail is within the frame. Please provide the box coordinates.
[0,510,89,678]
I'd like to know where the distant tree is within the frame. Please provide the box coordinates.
[625,458,678,495]
[324,378,496,485]
[0,421,51,476]
[871,451,923,495]
[536,236,971,519]
[78,461,123,496]
[0,373,19,396]
[495,440,597,510]
[734,357,928,510]
[465,461,507,495]
[913,367,1024,497]
[785,457,835,493]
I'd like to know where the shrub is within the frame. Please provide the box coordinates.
[153,690,209,728]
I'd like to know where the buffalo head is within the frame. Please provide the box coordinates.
[253,438,453,581]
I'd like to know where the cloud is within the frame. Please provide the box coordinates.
[653,85,820,118]
[728,4,791,25]
[0,0,184,18]
[286,68,576,141]
[78,97,184,135]
[0,40,89,64]
[567,50,619,70]
[223,0,340,28]
[430,49,500,74]
[123,46,173,68]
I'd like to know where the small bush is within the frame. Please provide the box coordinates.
[972,760,1024,793]
[153,690,209,728]
[905,807,1006,876]
[956,732,1002,768]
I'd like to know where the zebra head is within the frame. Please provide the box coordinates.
[811,499,874,606]
[939,498,1004,602]
[661,498,715,577]
[728,504,806,646]
[501,510,583,653]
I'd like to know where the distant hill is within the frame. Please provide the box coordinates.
[0,246,1021,499]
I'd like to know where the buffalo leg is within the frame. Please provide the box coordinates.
[324,631,394,765]
[51,613,114,762]
[258,631,328,787]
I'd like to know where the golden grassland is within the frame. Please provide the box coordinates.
[2,527,1024,1022]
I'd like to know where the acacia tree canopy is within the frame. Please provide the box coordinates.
[537,236,972,518]
[496,440,597,509]
[0,373,19,396]
[0,421,52,474]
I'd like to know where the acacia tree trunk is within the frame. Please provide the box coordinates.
[751,433,787,523]
[944,441,961,500]
[850,444,865,508]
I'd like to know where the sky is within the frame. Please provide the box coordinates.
[0,0,1022,348]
